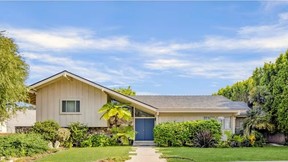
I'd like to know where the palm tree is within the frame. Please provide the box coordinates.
[98,100,132,128]
[243,107,275,136]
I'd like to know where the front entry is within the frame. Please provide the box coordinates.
[135,118,155,141]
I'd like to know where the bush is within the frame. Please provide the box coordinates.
[154,119,221,147]
[111,126,135,145]
[90,134,116,147]
[32,120,60,142]
[193,130,217,148]
[68,122,88,147]
[0,133,49,158]
[80,137,92,147]
[57,128,71,147]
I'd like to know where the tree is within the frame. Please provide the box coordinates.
[215,50,288,133]
[113,86,136,96]
[0,33,29,123]
[243,108,275,136]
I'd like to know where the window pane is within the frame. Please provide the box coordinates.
[62,101,66,112]
[66,101,76,112]
[76,101,80,112]
[225,117,231,129]
[135,109,154,117]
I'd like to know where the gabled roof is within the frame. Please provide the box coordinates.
[29,70,248,115]
[29,70,157,114]
[133,95,249,113]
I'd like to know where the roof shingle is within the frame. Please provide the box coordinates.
[132,95,249,111]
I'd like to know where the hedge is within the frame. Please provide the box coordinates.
[154,119,221,147]
[0,133,49,157]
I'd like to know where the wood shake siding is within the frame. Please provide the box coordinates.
[36,77,107,127]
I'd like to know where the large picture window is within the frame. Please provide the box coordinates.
[62,100,80,113]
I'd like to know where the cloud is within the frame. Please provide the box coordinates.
[5,27,130,52]
[145,57,277,80]
[261,1,288,11]
[23,52,150,86]
[4,11,288,86]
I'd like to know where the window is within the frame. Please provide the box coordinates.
[217,117,231,129]
[224,117,231,129]
[62,100,80,113]
[135,109,154,117]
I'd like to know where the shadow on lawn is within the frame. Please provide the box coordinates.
[162,156,195,161]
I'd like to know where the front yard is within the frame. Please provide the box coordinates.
[160,146,288,162]
[36,146,131,162]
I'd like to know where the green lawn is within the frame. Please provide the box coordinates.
[159,146,288,162]
[36,146,132,162]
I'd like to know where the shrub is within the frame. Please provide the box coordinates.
[0,133,49,158]
[193,130,217,148]
[68,122,88,147]
[80,137,92,147]
[57,128,71,147]
[111,126,135,145]
[90,134,115,147]
[154,119,221,147]
[32,120,60,142]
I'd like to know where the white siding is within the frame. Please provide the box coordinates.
[36,77,107,127]
[5,110,36,133]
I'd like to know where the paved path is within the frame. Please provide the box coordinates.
[126,146,166,162]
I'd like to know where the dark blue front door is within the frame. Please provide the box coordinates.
[135,118,155,141]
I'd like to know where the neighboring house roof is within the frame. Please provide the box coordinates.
[29,70,157,114]
[133,95,249,113]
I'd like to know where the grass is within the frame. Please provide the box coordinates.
[160,146,288,162]
[36,146,132,162]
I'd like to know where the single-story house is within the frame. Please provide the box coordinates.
[28,70,249,141]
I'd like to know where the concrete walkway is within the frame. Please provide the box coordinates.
[126,146,166,162]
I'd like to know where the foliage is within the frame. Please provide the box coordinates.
[0,33,29,123]
[80,138,92,147]
[90,134,117,147]
[32,120,60,142]
[111,126,135,145]
[0,133,48,158]
[57,128,71,147]
[215,50,288,133]
[98,101,132,127]
[154,120,221,147]
[193,130,217,148]
[243,108,275,136]
[220,130,264,148]
[113,86,136,96]
[68,122,88,147]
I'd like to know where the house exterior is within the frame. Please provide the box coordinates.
[0,110,36,133]
[29,70,249,141]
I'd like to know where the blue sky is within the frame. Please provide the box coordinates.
[1,1,288,95]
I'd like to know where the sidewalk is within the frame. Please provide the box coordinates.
[125,146,166,162]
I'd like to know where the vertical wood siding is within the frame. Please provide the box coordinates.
[36,77,107,127]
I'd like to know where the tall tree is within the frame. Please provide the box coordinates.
[0,33,29,122]
[113,86,136,96]
[215,50,288,133]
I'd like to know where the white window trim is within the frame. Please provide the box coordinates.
[60,99,82,115]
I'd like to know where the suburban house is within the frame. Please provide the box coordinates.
[28,70,249,141]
